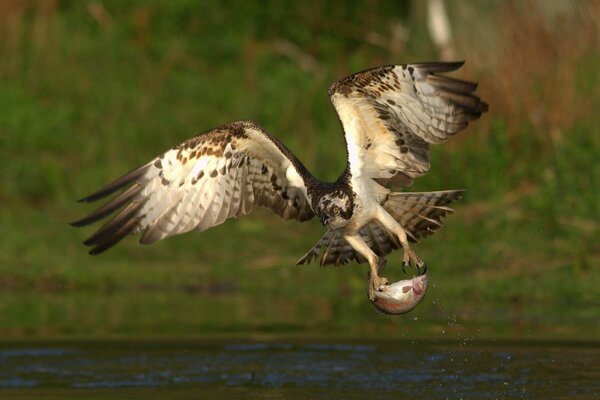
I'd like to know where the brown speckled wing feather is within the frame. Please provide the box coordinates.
[329,61,488,186]
[72,121,315,254]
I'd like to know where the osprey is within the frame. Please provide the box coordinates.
[72,61,488,300]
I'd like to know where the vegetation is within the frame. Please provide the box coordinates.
[0,1,598,340]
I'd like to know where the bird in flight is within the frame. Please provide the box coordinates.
[72,61,488,301]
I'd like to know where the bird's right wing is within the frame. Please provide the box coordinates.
[72,120,315,254]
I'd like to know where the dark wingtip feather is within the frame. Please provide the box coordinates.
[417,60,465,73]
[440,91,480,109]
[438,90,489,120]
[70,219,85,228]
[478,101,489,113]
[71,184,143,228]
[427,74,479,94]
[77,164,150,203]
[88,216,140,255]
[424,61,489,117]
[83,202,143,247]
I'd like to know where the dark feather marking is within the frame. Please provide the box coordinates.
[270,173,282,191]
[83,201,144,247]
[427,74,478,93]
[417,61,465,73]
[73,120,316,255]
[439,91,488,114]
[71,184,143,227]
[77,164,150,203]
[89,216,141,255]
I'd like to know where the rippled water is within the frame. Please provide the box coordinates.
[0,340,598,399]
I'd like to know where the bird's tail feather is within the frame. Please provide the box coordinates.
[297,189,463,267]
[383,189,464,243]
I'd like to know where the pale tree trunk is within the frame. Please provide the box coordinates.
[427,0,455,60]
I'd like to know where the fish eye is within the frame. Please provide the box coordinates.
[332,206,340,214]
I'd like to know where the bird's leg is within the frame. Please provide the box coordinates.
[344,234,388,301]
[400,237,427,276]
[377,208,427,275]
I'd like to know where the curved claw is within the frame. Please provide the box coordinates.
[416,262,428,276]
[402,260,410,275]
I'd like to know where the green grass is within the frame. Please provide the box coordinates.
[0,1,598,340]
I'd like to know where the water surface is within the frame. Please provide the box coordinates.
[1,340,598,399]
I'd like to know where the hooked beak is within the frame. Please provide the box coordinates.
[319,214,329,226]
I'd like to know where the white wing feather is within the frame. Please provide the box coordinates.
[329,61,488,184]
[72,121,315,254]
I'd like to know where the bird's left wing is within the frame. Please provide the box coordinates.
[72,120,314,254]
[329,61,488,187]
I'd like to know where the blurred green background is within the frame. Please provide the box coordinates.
[0,0,598,341]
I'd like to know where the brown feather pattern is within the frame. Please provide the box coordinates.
[329,61,488,185]
[72,62,487,267]
[71,121,314,254]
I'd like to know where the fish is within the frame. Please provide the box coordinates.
[368,273,428,315]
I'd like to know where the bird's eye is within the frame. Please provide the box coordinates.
[332,206,340,214]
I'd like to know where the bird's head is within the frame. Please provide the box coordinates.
[315,190,353,228]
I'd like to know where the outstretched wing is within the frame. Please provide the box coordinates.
[329,61,488,186]
[72,120,315,254]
